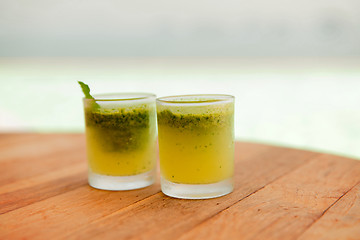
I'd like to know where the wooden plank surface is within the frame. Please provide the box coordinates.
[0,134,359,240]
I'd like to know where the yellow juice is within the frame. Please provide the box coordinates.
[157,102,234,184]
[85,104,156,176]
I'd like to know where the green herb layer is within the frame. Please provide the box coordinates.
[85,108,150,152]
[157,109,232,130]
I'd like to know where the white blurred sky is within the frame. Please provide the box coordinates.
[0,0,359,56]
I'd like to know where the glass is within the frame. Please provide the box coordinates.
[83,93,157,190]
[157,94,235,199]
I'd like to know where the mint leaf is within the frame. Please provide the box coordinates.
[78,81,100,109]
[78,81,94,99]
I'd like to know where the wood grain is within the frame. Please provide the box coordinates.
[178,154,360,240]
[62,145,318,239]
[0,139,270,239]
[0,134,359,240]
[298,182,360,240]
[0,134,86,185]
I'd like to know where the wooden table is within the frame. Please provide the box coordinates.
[1,134,359,240]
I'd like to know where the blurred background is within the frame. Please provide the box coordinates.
[0,0,359,159]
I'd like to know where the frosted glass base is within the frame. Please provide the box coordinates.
[88,169,155,191]
[161,177,233,199]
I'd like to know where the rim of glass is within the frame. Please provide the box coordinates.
[156,94,234,104]
[83,93,156,102]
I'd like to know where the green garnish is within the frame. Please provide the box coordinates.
[78,81,100,109]
[78,81,94,99]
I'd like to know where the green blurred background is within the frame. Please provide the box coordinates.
[0,0,359,159]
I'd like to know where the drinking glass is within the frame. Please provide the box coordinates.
[157,94,234,199]
[83,93,157,190]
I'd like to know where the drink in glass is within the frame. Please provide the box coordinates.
[157,94,234,199]
[83,93,157,190]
